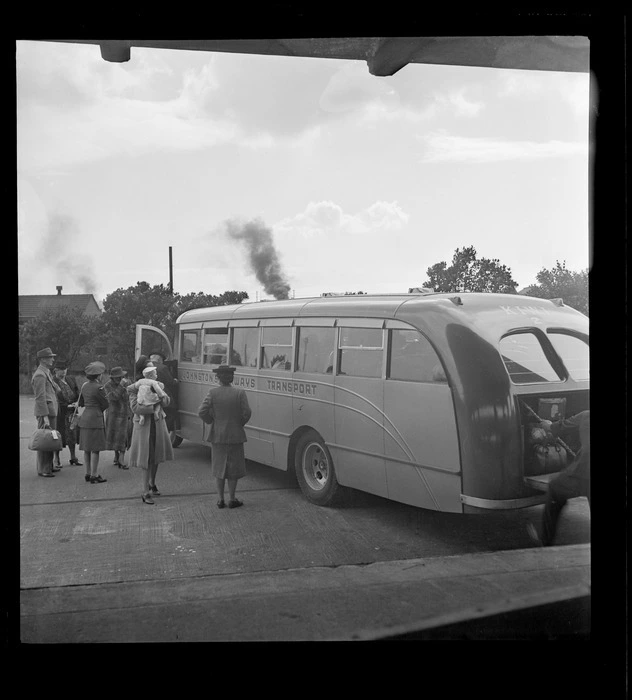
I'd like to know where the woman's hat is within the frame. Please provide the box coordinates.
[109,366,127,378]
[142,366,157,377]
[85,361,106,376]
[54,360,68,370]
[213,364,236,375]
[37,347,56,358]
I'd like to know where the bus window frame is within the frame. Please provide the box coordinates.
[229,325,261,369]
[546,328,589,382]
[499,328,567,385]
[179,326,203,365]
[337,326,385,379]
[386,327,447,384]
[202,327,229,366]
[260,326,295,371]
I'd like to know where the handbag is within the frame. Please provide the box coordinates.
[28,428,63,452]
[69,383,85,430]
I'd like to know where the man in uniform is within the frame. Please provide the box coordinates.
[31,347,59,477]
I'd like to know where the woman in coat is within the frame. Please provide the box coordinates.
[126,356,174,505]
[52,361,82,468]
[78,361,109,484]
[104,366,131,469]
[198,364,252,509]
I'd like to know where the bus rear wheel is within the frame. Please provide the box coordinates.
[295,430,342,506]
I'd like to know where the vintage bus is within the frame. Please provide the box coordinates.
[136,291,589,513]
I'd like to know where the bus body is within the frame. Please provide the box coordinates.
[136,292,589,514]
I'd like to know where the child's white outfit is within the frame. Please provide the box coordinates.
[135,378,167,425]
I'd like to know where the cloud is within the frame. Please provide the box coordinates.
[318,62,401,113]
[274,200,409,238]
[420,130,588,163]
[499,70,590,119]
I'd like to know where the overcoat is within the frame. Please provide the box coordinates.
[125,384,174,469]
[32,365,58,418]
[78,380,109,428]
[198,385,252,444]
[104,379,131,451]
[198,384,252,479]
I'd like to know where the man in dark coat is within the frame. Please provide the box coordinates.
[149,351,178,432]
[31,347,59,477]
[528,410,590,546]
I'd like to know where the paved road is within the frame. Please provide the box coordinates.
[17,395,591,641]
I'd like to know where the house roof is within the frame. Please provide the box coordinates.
[19,294,101,319]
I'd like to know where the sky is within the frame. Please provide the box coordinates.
[17,39,591,305]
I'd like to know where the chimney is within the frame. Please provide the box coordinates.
[56,286,62,295]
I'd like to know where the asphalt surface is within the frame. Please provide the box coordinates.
[17,395,591,642]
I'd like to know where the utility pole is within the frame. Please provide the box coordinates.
[168,246,173,293]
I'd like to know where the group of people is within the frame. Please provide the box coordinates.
[31,346,252,508]
[31,346,587,537]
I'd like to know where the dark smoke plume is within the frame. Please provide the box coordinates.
[37,214,99,296]
[225,218,291,300]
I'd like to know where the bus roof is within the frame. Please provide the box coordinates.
[176,292,588,329]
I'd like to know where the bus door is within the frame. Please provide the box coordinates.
[135,324,173,363]
[333,322,387,498]
[383,324,462,512]
[134,324,182,437]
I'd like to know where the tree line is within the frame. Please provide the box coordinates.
[19,249,588,375]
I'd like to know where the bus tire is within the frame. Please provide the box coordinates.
[294,430,342,506]
[170,431,183,448]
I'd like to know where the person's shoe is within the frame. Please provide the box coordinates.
[70,459,83,466]
[150,485,160,495]
[216,499,226,509]
[90,475,107,484]
[228,499,243,509]
[141,493,155,505]
[53,463,62,469]
[84,474,92,482]
[526,523,543,547]
[39,473,55,477]
[52,467,61,472]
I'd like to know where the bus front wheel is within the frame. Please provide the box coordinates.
[295,430,342,506]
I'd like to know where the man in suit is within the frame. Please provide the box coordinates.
[31,347,59,477]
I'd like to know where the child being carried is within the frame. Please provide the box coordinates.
[135,365,167,425]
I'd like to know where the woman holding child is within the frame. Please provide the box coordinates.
[126,356,174,505]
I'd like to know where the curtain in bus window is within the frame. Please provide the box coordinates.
[181,330,201,363]
[231,327,259,368]
[261,327,293,371]
[296,327,336,374]
[499,333,561,384]
[547,332,589,381]
[338,328,383,378]
[389,329,445,382]
[203,329,228,365]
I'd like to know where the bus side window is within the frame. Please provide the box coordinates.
[181,330,201,363]
[231,327,259,368]
[261,327,293,371]
[389,329,446,383]
[203,329,228,366]
[296,327,336,374]
[338,328,383,379]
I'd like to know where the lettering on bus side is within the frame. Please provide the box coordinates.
[499,305,553,317]
[266,379,318,396]
[178,369,256,389]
